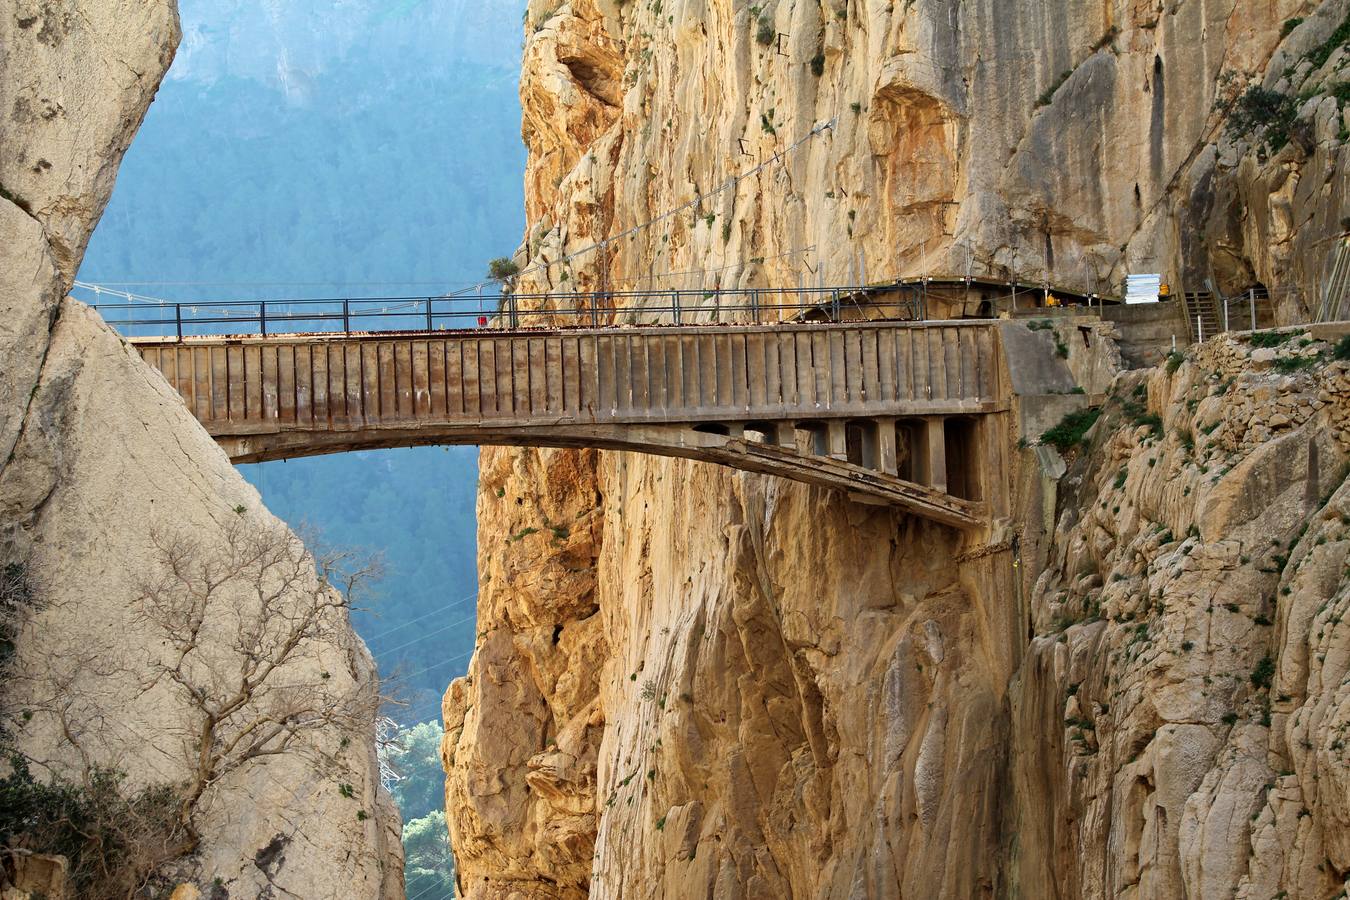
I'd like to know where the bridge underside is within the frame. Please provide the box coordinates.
[218,418,989,528]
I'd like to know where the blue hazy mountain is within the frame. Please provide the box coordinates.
[79,2,527,893]
[80,0,526,725]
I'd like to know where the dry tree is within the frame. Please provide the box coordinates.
[133,513,381,846]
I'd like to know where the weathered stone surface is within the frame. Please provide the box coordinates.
[447,1,1350,897]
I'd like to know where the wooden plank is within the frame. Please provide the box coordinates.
[207,346,228,423]
[500,338,520,417]
[192,348,210,421]
[878,328,897,403]
[796,332,814,408]
[338,344,357,425]
[616,334,634,413]
[260,346,279,423]
[544,337,563,414]
[447,339,465,416]
[394,341,414,418]
[730,333,749,411]
[715,333,734,409]
[360,343,380,424]
[749,333,770,412]
[860,328,879,403]
[830,330,849,407]
[940,327,957,401]
[977,327,996,399]
[910,329,929,401]
[461,339,480,417]
[562,336,581,414]
[427,341,446,417]
[844,329,863,404]
[174,347,194,413]
[682,335,699,411]
[596,334,616,414]
[630,335,649,415]
[312,343,330,424]
[530,338,549,415]
[809,331,829,411]
[649,336,668,412]
[478,339,498,416]
[412,341,431,417]
[579,335,596,416]
[243,345,262,422]
[278,345,296,423]
[373,343,393,420]
[294,345,312,426]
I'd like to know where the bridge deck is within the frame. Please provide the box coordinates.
[133,321,1007,527]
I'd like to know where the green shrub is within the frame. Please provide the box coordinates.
[1333,334,1350,360]
[755,15,774,45]
[1249,329,1296,348]
[1165,350,1185,374]
[1040,407,1102,453]
[1281,17,1304,37]
[1274,355,1318,374]
[1227,86,1298,151]
[1250,654,1276,690]
[487,257,519,281]
[1307,12,1350,69]
[0,756,188,899]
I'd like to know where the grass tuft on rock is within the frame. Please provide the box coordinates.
[1041,407,1102,454]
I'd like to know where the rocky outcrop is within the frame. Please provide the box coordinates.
[1011,331,1350,899]
[0,2,400,896]
[445,0,1350,898]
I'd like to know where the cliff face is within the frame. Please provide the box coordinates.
[443,0,1350,897]
[0,3,400,896]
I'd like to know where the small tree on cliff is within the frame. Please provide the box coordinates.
[487,257,519,282]
[134,514,382,846]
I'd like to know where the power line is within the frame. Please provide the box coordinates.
[360,590,478,644]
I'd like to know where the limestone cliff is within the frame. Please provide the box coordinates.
[0,2,400,896]
[443,0,1350,897]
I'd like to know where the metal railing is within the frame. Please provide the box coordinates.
[89,285,920,340]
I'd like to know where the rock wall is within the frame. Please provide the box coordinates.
[443,0,1350,897]
[0,2,401,896]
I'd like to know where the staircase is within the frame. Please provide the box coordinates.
[1317,236,1350,323]
[1181,291,1222,343]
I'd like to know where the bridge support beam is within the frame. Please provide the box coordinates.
[875,417,898,476]
[827,421,847,461]
[923,417,948,494]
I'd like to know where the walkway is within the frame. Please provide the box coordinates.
[131,318,1008,528]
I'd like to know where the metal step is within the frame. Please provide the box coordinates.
[1318,236,1350,323]
[1182,291,1221,343]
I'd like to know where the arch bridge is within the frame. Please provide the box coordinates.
[116,288,1023,529]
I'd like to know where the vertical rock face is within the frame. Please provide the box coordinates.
[443,0,1350,897]
[0,3,400,896]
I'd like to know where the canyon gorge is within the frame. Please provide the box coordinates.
[2,0,1350,899]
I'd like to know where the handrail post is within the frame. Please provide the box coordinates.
[260,301,267,337]
[343,299,350,334]
[426,297,433,332]
[673,290,681,325]
[508,294,519,330]
[832,290,840,322]
[752,289,760,324]
[1249,287,1256,331]
[175,303,182,342]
